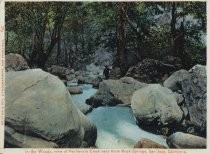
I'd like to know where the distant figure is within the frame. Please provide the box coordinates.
[103,65,111,79]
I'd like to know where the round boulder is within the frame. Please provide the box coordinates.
[126,59,178,83]
[68,87,83,94]
[163,69,189,91]
[166,132,206,148]
[5,53,29,72]
[131,84,183,129]
[86,77,147,107]
[134,138,167,148]
[50,65,71,79]
[5,69,97,148]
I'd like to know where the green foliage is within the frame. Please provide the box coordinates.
[141,25,170,58]
[5,1,206,68]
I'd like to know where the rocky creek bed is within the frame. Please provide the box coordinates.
[4,53,207,148]
[71,84,167,148]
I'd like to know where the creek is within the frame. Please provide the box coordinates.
[71,84,167,148]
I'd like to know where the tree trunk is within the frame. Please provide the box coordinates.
[19,40,23,55]
[177,22,184,57]
[6,31,9,48]
[69,48,74,68]
[31,32,36,56]
[30,24,46,67]
[121,6,143,59]
[171,2,176,56]
[81,13,85,53]
[29,3,68,69]
[116,2,127,76]
[38,5,67,68]
[63,39,68,67]
[87,42,92,55]
[56,36,61,65]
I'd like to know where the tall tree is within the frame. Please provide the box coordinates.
[115,2,127,76]
[170,2,177,56]
[29,2,69,68]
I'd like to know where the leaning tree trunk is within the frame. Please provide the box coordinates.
[116,2,127,76]
[38,4,68,68]
[29,3,68,69]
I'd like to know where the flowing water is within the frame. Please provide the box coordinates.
[71,84,97,112]
[71,84,167,148]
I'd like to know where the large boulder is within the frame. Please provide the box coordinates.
[49,65,71,79]
[182,65,206,136]
[126,58,180,83]
[5,69,97,148]
[166,132,206,148]
[131,84,183,134]
[134,138,167,149]
[163,70,190,91]
[5,53,29,72]
[86,77,147,107]
[163,65,206,137]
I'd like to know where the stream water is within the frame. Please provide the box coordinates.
[71,84,167,148]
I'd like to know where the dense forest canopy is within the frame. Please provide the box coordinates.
[5,1,206,73]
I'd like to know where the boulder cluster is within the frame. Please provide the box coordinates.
[86,63,207,148]
[4,53,206,148]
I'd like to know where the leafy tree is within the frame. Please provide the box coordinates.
[115,2,127,76]
[6,2,69,68]
[5,1,206,70]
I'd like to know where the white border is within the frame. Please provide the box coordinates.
[0,0,209,154]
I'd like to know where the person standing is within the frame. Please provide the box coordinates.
[103,65,111,79]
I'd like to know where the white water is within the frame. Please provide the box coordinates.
[71,84,167,148]
[87,107,167,148]
[71,84,97,112]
